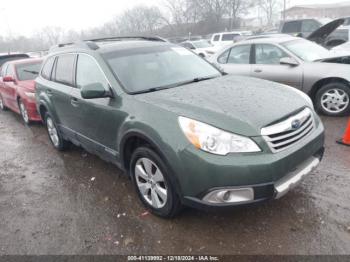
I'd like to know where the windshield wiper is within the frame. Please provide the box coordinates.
[131,76,219,95]
[23,70,39,75]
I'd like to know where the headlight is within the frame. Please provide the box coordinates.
[178,117,261,155]
[25,92,35,99]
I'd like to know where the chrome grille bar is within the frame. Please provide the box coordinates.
[261,108,315,153]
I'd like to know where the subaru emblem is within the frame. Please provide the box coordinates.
[291,119,301,130]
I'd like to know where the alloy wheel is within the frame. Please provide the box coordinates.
[46,117,59,147]
[320,88,350,114]
[135,157,168,209]
[19,101,29,124]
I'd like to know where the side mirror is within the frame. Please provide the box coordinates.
[80,83,112,99]
[280,57,299,66]
[3,76,15,82]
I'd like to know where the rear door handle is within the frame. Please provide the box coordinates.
[46,89,53,96]
[254,69,263,73]
[71,97,79,107]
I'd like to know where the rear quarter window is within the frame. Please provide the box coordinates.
[41,56,56,80]
[213,35,220,41]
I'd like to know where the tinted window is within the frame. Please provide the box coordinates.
[103,46,220,93]
[282,21,302,33]
[227,45,250,64]
[54,54,75,86]
[302,20,320,33]
[222,34,239,41]
[213,35,220,41]
[41,56,55,80]
[16,62,42,81]
[255,44,289,64]
[76,54,109,90]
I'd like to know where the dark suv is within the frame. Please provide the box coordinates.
[36,37,325,217]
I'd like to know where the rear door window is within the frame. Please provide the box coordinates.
[227,45,251,64]
[54,54,76,86]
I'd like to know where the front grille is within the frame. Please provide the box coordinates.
[261,108,315,153]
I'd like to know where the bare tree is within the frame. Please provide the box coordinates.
[258,0,282,26]
[115,6,166,35]
[226,0,254,30]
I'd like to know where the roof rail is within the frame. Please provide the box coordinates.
[49,36,167,53]
[85,36,167,43]
[49,41,99,53]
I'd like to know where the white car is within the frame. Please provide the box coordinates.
[210,31,252,48]
[180,40,219,58]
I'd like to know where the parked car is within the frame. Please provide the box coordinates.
[180,40,218,57]
[210,31,252,47]
[209,36,350,116]
[0,58,43,124]
[36,36,324,218]
[0,53,30,67]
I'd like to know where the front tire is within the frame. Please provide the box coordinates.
[315,82,350,116]
[45,112,70,151]
[130,147,182,218]
[19,99,30,125]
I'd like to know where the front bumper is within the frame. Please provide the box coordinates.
[178,119,325,210]
[182,148,323,210]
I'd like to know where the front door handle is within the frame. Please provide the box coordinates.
[46,89,53,96]
[71,97,79,107]
[254,69,263,73]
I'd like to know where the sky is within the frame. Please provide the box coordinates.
[0,0,344,37]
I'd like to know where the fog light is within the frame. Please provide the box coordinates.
[203,188,254,204]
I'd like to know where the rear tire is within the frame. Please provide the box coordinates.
[315,82,350,116]
[18,99,30,125]
[45,112,70,151]
[130,147,182,218]
[0,94,7,111]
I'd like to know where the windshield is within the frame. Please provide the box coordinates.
[193,41,212,48]
[103,45,221,93]
[16,61,42,81]
[281,39,330,62]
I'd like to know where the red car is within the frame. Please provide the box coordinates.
[0,58,43,124]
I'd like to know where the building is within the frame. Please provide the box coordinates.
[283,1,350,20]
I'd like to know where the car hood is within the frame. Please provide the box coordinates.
[134,76,309,136]
[307,18,345,45]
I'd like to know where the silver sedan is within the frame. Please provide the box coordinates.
[209,36,350,116]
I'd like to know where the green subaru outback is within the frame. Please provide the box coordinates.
[35,37,325,217]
